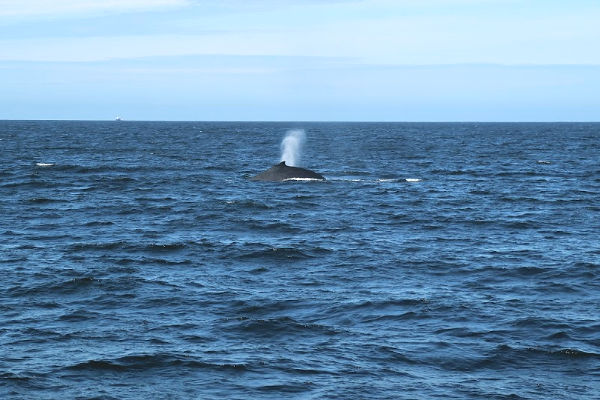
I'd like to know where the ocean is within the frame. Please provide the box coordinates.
[1,121,599,399]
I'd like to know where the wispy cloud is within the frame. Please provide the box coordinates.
[2,9,599,65]
[0,0,189,18]
[1,0,599,121]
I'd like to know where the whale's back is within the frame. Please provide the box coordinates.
[251,161,325,181]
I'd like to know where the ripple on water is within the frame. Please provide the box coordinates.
[2,121,599,400]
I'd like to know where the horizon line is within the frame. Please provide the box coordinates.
[2,119,599,124]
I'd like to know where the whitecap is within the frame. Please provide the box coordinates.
[327,178,363,182]
[282,178,324,182]
[405,178,422,182]
[377,178,398,182]
[36,162,55,167]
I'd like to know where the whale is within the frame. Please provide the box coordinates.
[251,161,325,182]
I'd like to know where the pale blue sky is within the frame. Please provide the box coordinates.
[1,0,599,121]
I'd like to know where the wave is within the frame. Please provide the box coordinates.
[58,309,101,322]
[7,276,98,297]
[486,344,600,365]
[361,311,423,323]
[227,316,338,337]
[68,240,211,253]
[430,344,600,372]
[84,221,115,227]
[139,257,193,266]
[69,241,127,251]
[343,298,430,309]
[509,265,550,276]
[65,354,251,373]
[324,298,430,322]
[145,242,188,252]
[36,163,158,174]
[236,246,313,261]
[244,221,301,233]
[254,382,316,394]
[0,372,34,382]
[224,199,272,210]
[0,256,28,264]
[0,179,55,189]
[431,168,481,176]
[25,197,68,204]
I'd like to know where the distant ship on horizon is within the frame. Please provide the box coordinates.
[115,116,122,121]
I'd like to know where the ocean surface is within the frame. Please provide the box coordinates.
[1,121,599,399]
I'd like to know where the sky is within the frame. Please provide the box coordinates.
[0,0,599,121]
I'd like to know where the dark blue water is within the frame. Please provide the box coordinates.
[1,121,599,399]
